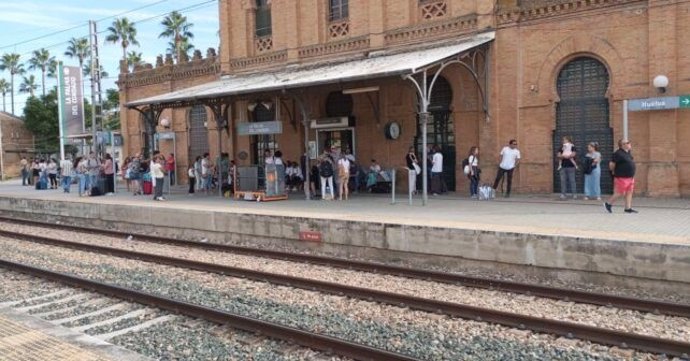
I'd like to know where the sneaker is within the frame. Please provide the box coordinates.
[596,197,602,201]
[624,208,638,213]
[604,202,612,213]
[583,197,589,200]
[158,197,167,202]
[572,195,577,199]
[559,194,566,200]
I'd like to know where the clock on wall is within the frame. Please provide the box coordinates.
[384,121,401,140]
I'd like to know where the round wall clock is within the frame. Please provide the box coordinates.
[384,121,401,140]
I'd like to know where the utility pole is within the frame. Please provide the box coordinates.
[88,20,103,156]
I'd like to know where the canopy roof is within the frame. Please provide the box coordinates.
[127,31,495,108]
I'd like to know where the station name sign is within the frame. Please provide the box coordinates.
[628,95,690,111]
[236,121,283,136]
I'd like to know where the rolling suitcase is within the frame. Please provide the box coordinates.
[142,180,153,195]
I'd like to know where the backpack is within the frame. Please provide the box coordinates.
[319,159,334,178]
[461,158,470,176]
[582,156,596,175]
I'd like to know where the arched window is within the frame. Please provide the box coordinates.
[554,56,612,193]
[255,0,272,37]
[329,0,349,21]
[250,101,277,165]
[188,105,209,164]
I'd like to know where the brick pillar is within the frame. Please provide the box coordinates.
[368,0,385,48]
[646,0,679,196]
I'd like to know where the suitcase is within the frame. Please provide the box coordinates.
[142,180,153,195]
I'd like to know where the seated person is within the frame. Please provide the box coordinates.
[366,159,381,191]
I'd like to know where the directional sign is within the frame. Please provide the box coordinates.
[628,96,679,111]
[680,95,690,108]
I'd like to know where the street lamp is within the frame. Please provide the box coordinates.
[653,75,669,93]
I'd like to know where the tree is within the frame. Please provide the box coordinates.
[46,59,59,79]
[19,75,39,97]
[159,11,194,63]
[166,38,194,60]
[83,64,109,79]
[106,17,139,62]
[102,88,120,130]
[0,79,9,112]
[22,90,59,153]
[126,51,143,71]
[64,37,89,71]
[28,48,55,97]
[0,53,25,114]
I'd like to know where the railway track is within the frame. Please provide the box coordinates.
[0,259,418,361]
[0,215,688,318]
[0,225,689,357]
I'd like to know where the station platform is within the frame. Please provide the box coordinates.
[0,179,689,285]
[0,307,150,361]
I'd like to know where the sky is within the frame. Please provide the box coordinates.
[0,0,220,116]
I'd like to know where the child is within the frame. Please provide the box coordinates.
[187,165,195,195]
[558,138,578,171]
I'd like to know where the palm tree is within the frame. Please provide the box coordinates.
[106,17,139,62]
[28,48,55,97]
[159,11,194,63]
[127,51,143,71]
[64,37,89,71]
[0,53,25,114]
[166,38,194,60]
[19,75,39,97]
[46,59,59,79]
[0,79,10,112]
[83,64,109,80]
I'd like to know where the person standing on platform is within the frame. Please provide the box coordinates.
[583,142,602,201]
[47,158,58,189]
[337,155,350,201]
[151,156,166,201]
[430,145,444,196]
[75,157,88,197]
[166,153,176,186]
[467,146,480,199]
[604,139,637,213]
[188,164,196,195]
[85,152,99,192]
[492,139,520,198]
[19,157,29,186]
[102,153,115,195]
[318,151,335,200]
[406,147,419,196]
[557,136,578,199]
[201,152,211,194]
[59,157,73,193]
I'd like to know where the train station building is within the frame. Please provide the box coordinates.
[120,0,690,197]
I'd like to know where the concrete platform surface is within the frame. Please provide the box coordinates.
[0,180,687,245]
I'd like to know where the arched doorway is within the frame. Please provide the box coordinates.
[554,57,613,194]
[415,76,455,191]
[250,101,277,165]
[188,105,209,164]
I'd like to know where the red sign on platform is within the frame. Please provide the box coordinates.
[299,231,322,242]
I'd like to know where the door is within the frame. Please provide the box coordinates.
[554,57,613,194]
[188,105,209,164]
[316,128,355,156]
[415,76,455,191]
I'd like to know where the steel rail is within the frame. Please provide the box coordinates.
[2,229,690,358]
[1,216,690,319]
[0,258,419,361]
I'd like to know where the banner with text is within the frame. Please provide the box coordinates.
[58,65,84,137]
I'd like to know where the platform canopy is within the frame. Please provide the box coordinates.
[127,31,495,108]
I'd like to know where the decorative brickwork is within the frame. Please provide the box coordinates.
[420,1,447,20]
[120,58,220,88]
[497,0,644,25]
[385,15,477,45]
[255,36,273,52]
[328,21,350,39]
[298,36,370,59]
[230,50,288,71]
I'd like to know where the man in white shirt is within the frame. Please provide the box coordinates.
[492,139,521,197]
[430,145,444,195]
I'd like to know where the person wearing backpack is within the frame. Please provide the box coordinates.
[464,146,481,198]
[583,142,602,201]
[318,151,335,200]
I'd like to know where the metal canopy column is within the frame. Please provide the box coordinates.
[403,46,490,206]
[205,99,232,197]
[132,107,163,158]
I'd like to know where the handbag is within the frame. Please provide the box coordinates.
[413,162,421,175]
